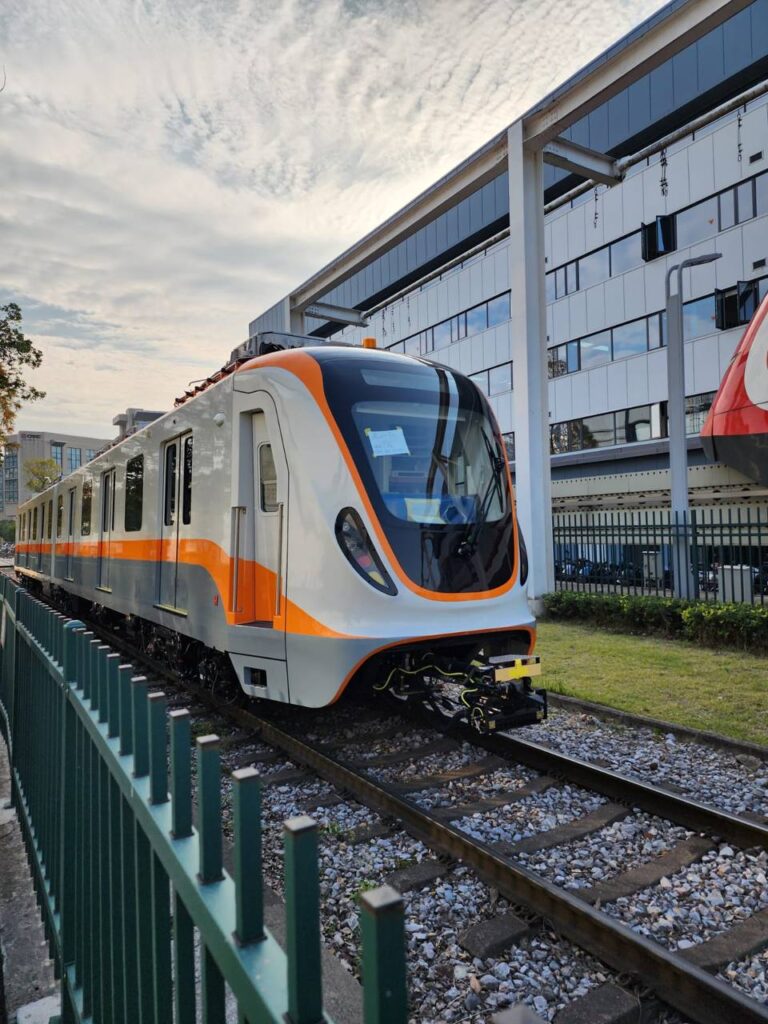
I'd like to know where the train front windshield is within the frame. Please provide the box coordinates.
[320,354,515,593]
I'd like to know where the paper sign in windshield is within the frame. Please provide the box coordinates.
[367,427,410,457]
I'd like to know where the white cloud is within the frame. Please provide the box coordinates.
[1,0,666,437]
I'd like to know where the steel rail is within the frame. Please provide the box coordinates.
[432,717,768,851]
[227,705,768,1024]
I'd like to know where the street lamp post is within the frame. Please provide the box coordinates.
[664,253,721,599]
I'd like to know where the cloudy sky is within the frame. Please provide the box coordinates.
[1,0,666,439]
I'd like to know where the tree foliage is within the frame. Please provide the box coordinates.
[24,457,61,493]
[0,520,15,543]
[0,303,45,443]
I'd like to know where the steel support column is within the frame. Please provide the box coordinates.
[507,119,554,607]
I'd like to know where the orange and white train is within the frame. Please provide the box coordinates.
[14,334,544,729]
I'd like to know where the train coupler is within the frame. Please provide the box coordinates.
[458,656,546,733]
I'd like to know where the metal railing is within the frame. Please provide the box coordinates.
[553,507,768,604]
[0,576,408,1024]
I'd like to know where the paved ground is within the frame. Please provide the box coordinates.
[0,734,58,1021]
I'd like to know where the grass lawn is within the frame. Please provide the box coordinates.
[535,620,768,747]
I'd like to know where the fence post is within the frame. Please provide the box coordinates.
[197,735,223,884]
[284,815,323,1024]
[170,709,192,838]
[59,620,84,975]
[233,767,264,945]
[359,885,408,1024]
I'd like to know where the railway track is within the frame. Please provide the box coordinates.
[13,578,768,1024]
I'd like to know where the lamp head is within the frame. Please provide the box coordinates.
[684,252,722,267]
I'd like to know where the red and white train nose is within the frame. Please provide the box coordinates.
[702,291,768,486]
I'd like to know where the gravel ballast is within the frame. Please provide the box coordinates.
[516,812,694,889]
[604,845,768,950]
[523,710,768,817]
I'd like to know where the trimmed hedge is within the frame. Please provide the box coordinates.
[543,590,768,653]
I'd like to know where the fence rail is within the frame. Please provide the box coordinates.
[0,576,408,1024]
[553,507,768,604]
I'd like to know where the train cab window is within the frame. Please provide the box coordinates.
[259,444,278,512]
[182,436,193,525]
[81,479,92,536]
[47,500,52,539]
[164,444,177,526]
[56,495,63,538]
[125,455,144,532]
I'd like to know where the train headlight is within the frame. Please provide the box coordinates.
[335,508,397,596]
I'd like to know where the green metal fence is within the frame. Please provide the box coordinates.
[0,576,408,1024]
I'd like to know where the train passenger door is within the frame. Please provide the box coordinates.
[65,488,76,579]
[158,433,193,611]
[98,469,115,589]
[251,404,288,636]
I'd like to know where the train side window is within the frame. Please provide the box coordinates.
[33,506,38,540]
[125,455,144,532]
[182,436,193,525]
[164,444,177,526]
[56,495,63,537]
[81,479,92,536]
[47,499,53,539]
[259,444,278,512]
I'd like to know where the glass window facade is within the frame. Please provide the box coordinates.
[51,442,63,470]
[545,169,768,297]
[392,292,511,355]
[68,448,81,473]
[551,401,668,454]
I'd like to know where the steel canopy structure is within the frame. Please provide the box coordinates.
[265,0,756,606]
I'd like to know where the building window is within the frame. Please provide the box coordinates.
[125,455,144,532]
[675,197,718,248]
[551,402,667,455]
[51,442,64,470]
[641,215,676,262]
[682,295,716,340]
[81,479,92,536]
[715,281,759,330]
[581,413,616,449]
[488,362,513,395]
[487,292,511,327]
[578,247,610,290]
[686,392,716,435]
[469,370,489,395]
[466,303,488,335]
[719,189,736,231]
[579,330,611,370]
[609,232,642,276]
[611,319,647,360]
[68,448,81,473]
[86,449,96,462]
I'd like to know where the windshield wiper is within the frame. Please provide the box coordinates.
[457,431,505,557]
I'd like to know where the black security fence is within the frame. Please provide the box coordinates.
[553,508,768,605]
